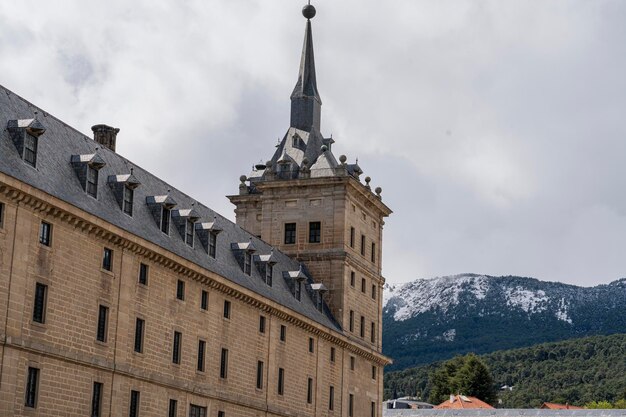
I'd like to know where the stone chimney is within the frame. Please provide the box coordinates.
[91,124,120,152]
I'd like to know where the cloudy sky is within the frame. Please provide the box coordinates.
[1,1,625,287]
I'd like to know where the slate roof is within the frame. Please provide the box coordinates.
[0,83,340,332]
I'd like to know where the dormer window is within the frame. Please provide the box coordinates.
[244,251,252,276]
[285,267,307,301]
[209,232,217,258]
[197,219,222,258]
[7,118,46,168]
[231,241,256,276]
[108,173,140,216]
[161,206,171,234]
[310,283,328,313]
[185,219,194,247]
[171,209,200,246]
[294,280,302,301]
[24,134,38,167]
[255,252,277,286]
[87,166,98,198]
[266,264,273,286]
[123,186,134,216]
[146,195,177,235]
[71,153,106,199]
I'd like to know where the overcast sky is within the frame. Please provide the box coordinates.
[1,1,625,287]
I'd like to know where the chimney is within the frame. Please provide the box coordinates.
[91,124,120,152]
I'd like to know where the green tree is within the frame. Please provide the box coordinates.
[585,401,613,409]
[428,354,496,405]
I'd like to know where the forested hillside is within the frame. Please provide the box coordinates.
[384,333,626,408]
[384,274,626,370]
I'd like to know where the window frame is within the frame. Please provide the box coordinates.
[284,222,296,244]
[220,348,229,379]
[168,399,177,417]
[25,366,39,408]
[96,304,109,343]
[189,404,207,417]
[197,339,206,372]
[129,390,140,417]
[176,280,185,301]
[329,386,334,411]
[0,202,4,228]
[259,315,266,334]
[102,247,113,272]
[223,300,231,319]
[279,324,286,342]
[201,290,208,310]
[256,360,264,390]
[308,337,314,353]
[265,264,273,286]
[308,221,321,243]
[92,381,103,417]
[277,367,285,396]
[39,221,52,246]
[123,186,134,216]
[360,234,366,256]
[360,315,365,338]
[208,231,217,258]
[86,165,99,198]
[185,219,194,247]
[32,282,48,324]
[172,331,182,365]
[349,310,354,332]
[23,134,38,167]
[361,277,366,293]
[307,377,313,404]
[349,226,355,248]
[138,263,148,285]
[134,318,145,353]
[243,251,252,276]
[161,206,171,234]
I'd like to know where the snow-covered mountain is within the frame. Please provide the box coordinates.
[383,273,626,371]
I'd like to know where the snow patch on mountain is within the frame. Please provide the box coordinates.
[388,274,490,322]
[504,287,549,313]
[555,298,573,324]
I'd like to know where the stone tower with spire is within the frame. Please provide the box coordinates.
[229,2,391,360]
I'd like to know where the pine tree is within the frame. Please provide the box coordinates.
[427,354,496,405]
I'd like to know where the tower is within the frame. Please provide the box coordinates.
[228,4,392,354]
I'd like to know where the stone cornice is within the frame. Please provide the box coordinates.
[0,173,391,366]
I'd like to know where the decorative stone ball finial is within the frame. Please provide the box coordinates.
[239,175,247,184]
[339,155,347,164]
[302,157,309,167]
[365,176,371,188]
[375,187,382,196]
[320,144,328,152]
[302,4,316,19]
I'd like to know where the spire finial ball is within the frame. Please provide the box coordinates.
[302,4,316,19]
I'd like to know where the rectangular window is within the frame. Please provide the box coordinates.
[91,381,103,417]
[197,340,206,372]
[329,386,334,411]
[360,315,365,338]
[349,310,354,332]
[361,278,366,293]
[0,202,4,228]
[371,401,376,417]
[280,325,286,342]
[223,300,231,319]
[172,331,182,364]
[24,135,37,167]
[32,282,47,324]
[96,305,108,342]
[277,368,285,395]
[259,315,266,334]
[349,226,355,248]
[134,318,144,353]
[308,221,321,243]
[284,223,296,244]
[25,366,39,408]
[102,248,113,271]
[371,284,376,300]
[330,347,335,363]
[349,394,354,417]
[138,263,148,285]
[189,404,207,417]
[265,264,273,286]
[208,232,217,258]
[371,242,376,263]
[294,280,301,301]
[220,348,228,379]
[123,186,134,216]
[87,166,98,198]
[350,356,355,371]
[361,235,366,256]
[371,322,376,343]
[308,337,314,353]
[39,221,52,246]
[372,365,377,380]
[161,206,171,234]
[129,390,140,417]
[185,219,195,247]
[350,271,355,287]
[168,399,177,417]
[176,280,185,301]
[307,377,313,404]
[201,290,208,310]
[243,251,251,276]
[256,361,264,390]
[217,412,225,417]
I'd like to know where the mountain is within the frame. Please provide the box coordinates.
[383,273,626,371]
[384,333,626,407]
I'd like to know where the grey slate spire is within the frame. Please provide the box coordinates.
[290,4,322,132]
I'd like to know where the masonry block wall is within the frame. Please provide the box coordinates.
[0,177,384,416]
